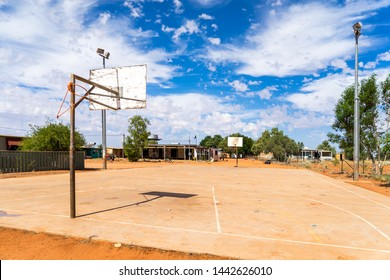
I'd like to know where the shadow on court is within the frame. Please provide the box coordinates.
[77,191,197,218]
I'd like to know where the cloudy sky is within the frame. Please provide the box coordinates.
[1,0,389,149]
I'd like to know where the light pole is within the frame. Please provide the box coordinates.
[353,22,362,181]
[96,48,110,169]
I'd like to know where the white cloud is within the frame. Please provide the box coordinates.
[143,93,246,139]
[162,25,176,33]
[189,0,231,8]
[207,63,216,72]
[199,13,214,20]
[229,80,248,92]
[360,50,390,69]
[248,80,261,86]
[208,37,221,45]
[172,20,200,41]
[271,0,283,7]
[204,1,388,77]
[257,86,277,100]
[258,105,332,130]
[331,59,349,72]
[173,0,184,14]
[124,0,144,18]
[98,12,111,24]
[0,0,177,141]
[378,50,390,61]
[286,73,354,114]
[363,61,378,69]
[211,23,218,31]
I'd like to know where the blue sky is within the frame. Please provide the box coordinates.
[1,0,390,150]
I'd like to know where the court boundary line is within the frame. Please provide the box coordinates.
[79,216,390,254]
[2,206,390,255]
[308,171,390,210]
[212,186,222,233]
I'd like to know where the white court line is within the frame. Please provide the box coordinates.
[0,208,68,218]
[2,207,390,255]
[308,172,390,210]
[3,189,97,202]
[212,186,222,234]
[256,187,390,242]
[79,216,390,255]
[300,195,390,242]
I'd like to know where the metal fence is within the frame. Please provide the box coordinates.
[0,151,85,173]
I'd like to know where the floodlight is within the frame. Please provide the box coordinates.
[353,22,362,36]
[96,48,110,59]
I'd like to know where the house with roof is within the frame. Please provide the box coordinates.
[0,135,24,150]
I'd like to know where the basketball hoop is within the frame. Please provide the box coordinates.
[59,65,147,219]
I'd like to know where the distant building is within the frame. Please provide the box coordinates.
[143,144,219,161]
[0,135,24,150]
[82,147,102,159]
[300,147,333,161]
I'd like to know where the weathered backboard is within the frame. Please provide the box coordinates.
[89,64,147,110]
[228,137,243,147]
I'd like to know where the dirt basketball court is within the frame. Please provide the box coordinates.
[1,159,390,259]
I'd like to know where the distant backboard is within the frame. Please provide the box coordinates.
[228,137,243,147]
[89,64,147,110]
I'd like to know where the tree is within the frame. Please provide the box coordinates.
[380,75,390,160]
[327,85,355,159]
[200,135,224,148]
[328,74,390,175]
[251,128,298,162]
[199,134,254,156]
[200,135,212,147]
[317,140,336,157]
[20,121,86,151]
[124,115,150,162]
[251,130,271,155]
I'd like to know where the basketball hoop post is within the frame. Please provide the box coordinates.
[235,145,238,167]
[228,137,243,168]
[62,67,146,219]
[69,74,76,219]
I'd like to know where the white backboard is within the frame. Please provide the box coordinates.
[89,64,147,110]
[228,137,243,147]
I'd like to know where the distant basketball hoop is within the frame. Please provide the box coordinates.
[228,137,243,167]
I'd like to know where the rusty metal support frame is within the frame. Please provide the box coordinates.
[70,75,76,218]
[68,73,122,218]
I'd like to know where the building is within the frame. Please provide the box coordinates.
[82,147,102,159]
[0,135,24,150]
[300,147,333,161]
[143,144,219,161]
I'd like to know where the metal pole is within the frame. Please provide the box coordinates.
[102,110,107,169]
[102,56,107,169]
[70,74,76,218]
[353,23,361,181]
[122,133,125,158]
[235,146,238,167]
[189,136,191,160]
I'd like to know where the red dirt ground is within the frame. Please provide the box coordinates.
[1,158,389,260]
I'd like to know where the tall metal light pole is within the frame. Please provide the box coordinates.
[96,48,110,169]
[353,22,362,181]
